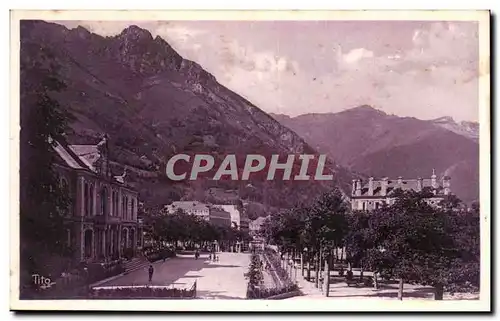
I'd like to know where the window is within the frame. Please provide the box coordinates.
[131,199,135,220]
[122,196,126,218]
[125,196,129,219]
[362,202,366,211]
[100,186,108,215]
[89,184,94,216]
[66,228,71,246]
[84,183,90,216]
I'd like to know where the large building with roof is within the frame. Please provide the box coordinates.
[350,170,451,211]
[52,135,142,263]
[164,201,210,220]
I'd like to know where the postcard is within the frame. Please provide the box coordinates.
[9,9,491,312]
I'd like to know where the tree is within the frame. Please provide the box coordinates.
[20,36,73,286]
[362,190,472,300]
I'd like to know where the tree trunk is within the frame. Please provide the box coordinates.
[324,255,330,296]
[315,250,320,288]
[340,246,344,263]
[318,247,323,288]
[374,272,379,290]
[398,278,404,301]
[434,284,444,300]
[306,255,311,281]
[300,252,305,277]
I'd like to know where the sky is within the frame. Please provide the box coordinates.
[56,20,479,122]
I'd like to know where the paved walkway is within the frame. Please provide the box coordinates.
[286,268,479,301]
[99,252,250,299]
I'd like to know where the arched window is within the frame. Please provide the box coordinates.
[84,182,89,216]
[89,184,94,216]
[100,186,108,216]
[60,177,69,192]
[115,191,119,216]
[125,196,129,219]
[110,190,115,216]
[131,198,135,220]
[122,196,126,218]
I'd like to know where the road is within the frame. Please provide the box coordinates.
[98,252,251,299]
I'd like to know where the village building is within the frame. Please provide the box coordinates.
[164,201,210,221]
[350,170,451,211]
[52,135,143,263]
[208,207,232,227]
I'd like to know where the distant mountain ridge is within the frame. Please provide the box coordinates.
[270,106,479,203]
[430,116,479,142]
[21,20,358,214]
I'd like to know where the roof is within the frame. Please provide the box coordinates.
[69,145,100,172]
[167,201,209,212]
[51,137,128,186]
[52,140,86,170]
[209,207,231,220]
[354,177,447,198]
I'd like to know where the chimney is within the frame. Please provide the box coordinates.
[355,179,362,196]
[368,177,374,196]
[431,169,438,189]
[416,177,423,192]
[381,177,388,196]
[397,176,403,187]
[442,176,451,195]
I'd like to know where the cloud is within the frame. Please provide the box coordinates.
[342,48,374,64]
[54,20,478,122]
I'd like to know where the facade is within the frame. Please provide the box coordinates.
[208,207,232,227]
[52,136,143,263]
[165,201,210,221]
[218,205,242,230]
[350,170,451,211]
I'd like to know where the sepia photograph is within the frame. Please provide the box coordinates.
[9,10,490,312]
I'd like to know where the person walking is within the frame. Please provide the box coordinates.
[148,265,154,283]
[209,253,212,261]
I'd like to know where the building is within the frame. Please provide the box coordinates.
[164,201,210,221]
[208,207,232,227]
[218,205,242,229]
[52,135,143,263]
[350,170,451,211]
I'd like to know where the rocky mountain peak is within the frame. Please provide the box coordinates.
[118,25,153,41]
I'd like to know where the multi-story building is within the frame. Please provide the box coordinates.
[164,201,210,221]
[208,206,232,227]
[52,135,142,263]
[350,170,451,211]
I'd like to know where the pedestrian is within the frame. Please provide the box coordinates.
[148,265,154,282]
[209,253,212,261]
[216,255,219,262]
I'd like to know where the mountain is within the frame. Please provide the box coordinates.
[431,116,479,142]
[271,106,479,203]
[20,20,357,213]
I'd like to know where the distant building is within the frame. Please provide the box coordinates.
[350,170,451,211]
[164,201,210,221]
[218,205,242,229]
[208,207,232,227]
[52,135,142,263]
